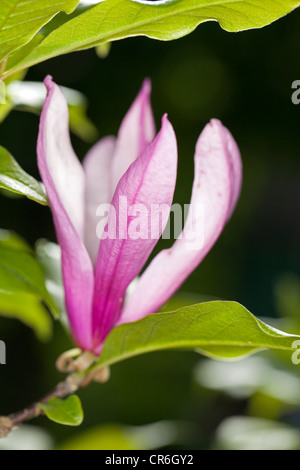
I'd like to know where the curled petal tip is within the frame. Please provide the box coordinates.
[161,113,169,125]
[44,75,54,90]
[209,118,221,126]
[201,118,224,137]
[157,114,177,154]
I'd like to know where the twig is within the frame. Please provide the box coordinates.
[0,351,109,438]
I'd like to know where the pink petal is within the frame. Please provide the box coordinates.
[37,76,94,350]
[91,115,177,351]
[83,136,116,264]
[222,126,243,219]
[111,79,156,194]
[120,119,242,324]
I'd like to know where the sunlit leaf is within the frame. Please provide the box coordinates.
[6,34,44,72]
[0,0,79,62]
[4,0,299,77]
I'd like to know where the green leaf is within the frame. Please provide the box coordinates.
[6,33,44,72]
[0,146,48,205]
[0,0,79,62]
[39,395,83,426]
[91,301,300,369]
[0,234,58,318]
[4,0,299,77]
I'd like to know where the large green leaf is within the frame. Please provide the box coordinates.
[91,302,300,369]
[3,0,299,78]
[0,146,48,205]
[39,395,83,426]
[0,0,79,62]
[0,233,58,318]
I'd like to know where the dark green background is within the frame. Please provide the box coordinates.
[0,6,299,449]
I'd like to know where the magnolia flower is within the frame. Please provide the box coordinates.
[37,76,242,355]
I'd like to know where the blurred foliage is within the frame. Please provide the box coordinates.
[0,80,98,142]
[0,6,299,450]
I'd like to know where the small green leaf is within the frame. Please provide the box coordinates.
[39,395,84,426]
[4,0,299,77]
[0,0,79,62]
[0,146,48,205]
[0,234,58,318]
[91,301,300,369]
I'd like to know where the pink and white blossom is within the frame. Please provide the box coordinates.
[37,76,242,354]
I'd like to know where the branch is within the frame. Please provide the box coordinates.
[0,350,109,438]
